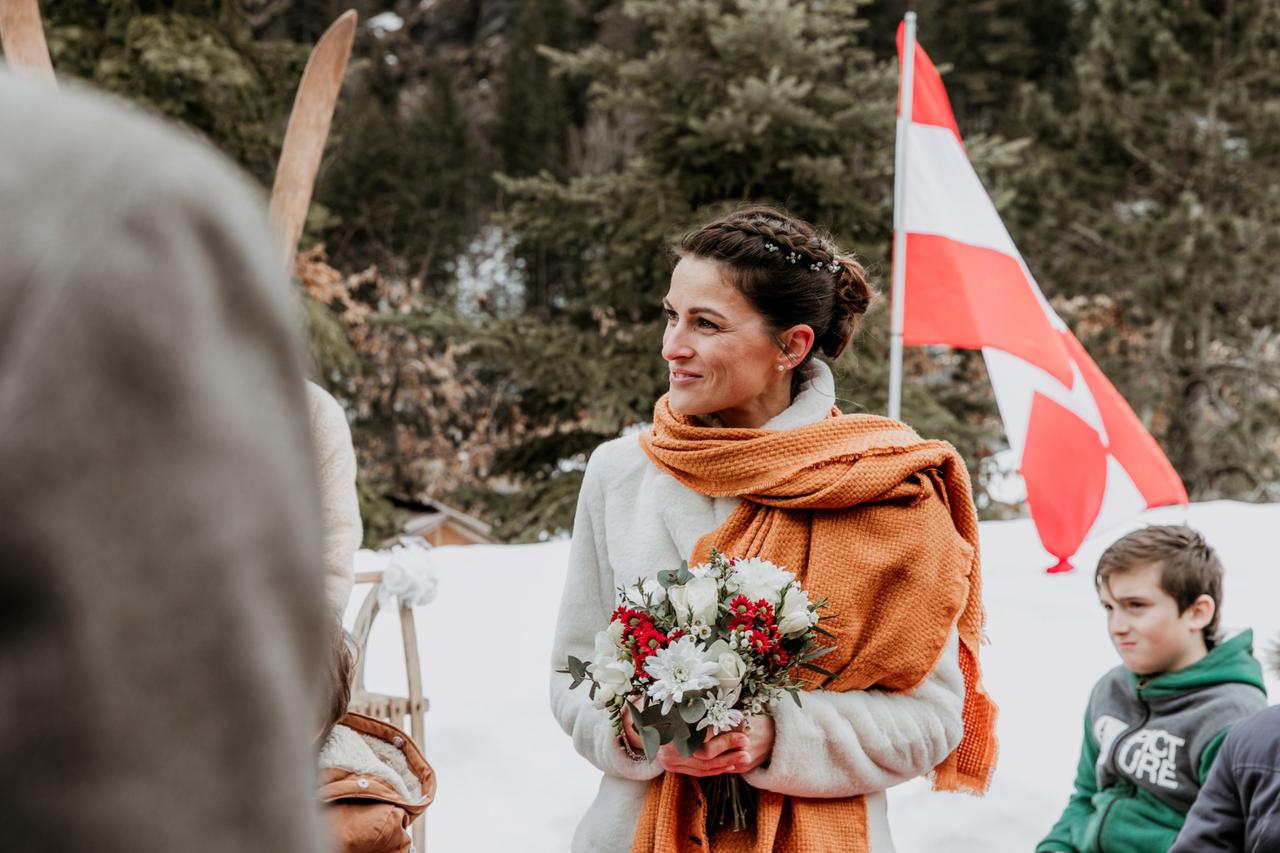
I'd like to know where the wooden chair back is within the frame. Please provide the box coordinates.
[347,570,429,852]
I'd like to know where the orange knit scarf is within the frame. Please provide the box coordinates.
[630,396,997,853]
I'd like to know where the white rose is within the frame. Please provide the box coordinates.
[588,657,634,709]
[587,627,633,708]
[670,576,719,627]
[596,624,625,658]
[706,639,748,692]
[667,584,691,627]
[777,587,816,637]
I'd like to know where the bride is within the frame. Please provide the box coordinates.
[550,205,996,853]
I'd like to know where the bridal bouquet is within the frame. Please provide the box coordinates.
[564,549,832,830]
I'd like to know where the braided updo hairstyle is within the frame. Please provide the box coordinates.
[677,206,874,369]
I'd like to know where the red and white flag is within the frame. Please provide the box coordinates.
[893,23,1187,571]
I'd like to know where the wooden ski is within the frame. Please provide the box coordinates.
[269,9,356,274]
[0,0,56,86]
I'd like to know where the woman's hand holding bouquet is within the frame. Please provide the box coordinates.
[563,549,832,830]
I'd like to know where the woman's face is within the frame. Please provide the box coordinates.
[661,256,798,428]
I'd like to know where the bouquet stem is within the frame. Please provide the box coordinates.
[702,773,756,833]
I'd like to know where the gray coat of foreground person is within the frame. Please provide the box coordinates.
[0,71,329,851]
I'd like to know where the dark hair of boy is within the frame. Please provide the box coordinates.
[320,627,354,745]
[1094,525,1223,648]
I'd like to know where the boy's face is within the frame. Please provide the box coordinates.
[1099,561,1211,676]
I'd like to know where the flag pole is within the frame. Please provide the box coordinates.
[888,11,917,421]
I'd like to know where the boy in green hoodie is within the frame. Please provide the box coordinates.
[1038,525,1266,853]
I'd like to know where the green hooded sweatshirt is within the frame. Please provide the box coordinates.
[1037,629,1266,853]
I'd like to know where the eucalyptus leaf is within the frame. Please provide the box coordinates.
[564,655,588,689]
[672,729,696,758]
[800,645,836,662]
[678,698,707,725]
[641,725,661,761]
[638,704,669,726]
[800,662,836,678]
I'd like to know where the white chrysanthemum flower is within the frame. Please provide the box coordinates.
[688,562,716,579]
[728,558,795,606]
[643,636,721,714]
[697,690,746,736]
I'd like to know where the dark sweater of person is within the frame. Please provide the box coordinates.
[1169,704,1280,853]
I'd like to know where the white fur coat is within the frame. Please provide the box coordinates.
[549,361,967,853]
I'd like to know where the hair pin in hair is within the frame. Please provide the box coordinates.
[764,242,780,253]
[785,251,800,264]
[826,260,841,274]
[809,262,822,272]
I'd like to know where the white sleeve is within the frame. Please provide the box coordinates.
[743,629,966,798]
[306,381,363,616]
[548,459,664,782]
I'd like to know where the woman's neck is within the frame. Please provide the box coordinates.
[713,376,795,429]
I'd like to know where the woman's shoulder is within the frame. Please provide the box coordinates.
[582,431,654,493]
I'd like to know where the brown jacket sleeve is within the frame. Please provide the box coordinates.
[325,802,412,853]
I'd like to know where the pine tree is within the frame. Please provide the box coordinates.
[317,63,492,294]
[1017,0,1280,500]
[40,0,309,185]
[451,0,1009,538]
[862,0,1081,137]
[493,0,575,180]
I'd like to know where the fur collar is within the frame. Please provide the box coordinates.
[319,723,424,803]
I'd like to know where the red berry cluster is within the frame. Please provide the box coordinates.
[726,596,789,669]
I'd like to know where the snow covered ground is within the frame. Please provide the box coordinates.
[347,500,1280,852]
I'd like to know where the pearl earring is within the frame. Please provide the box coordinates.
[776,363,785,372]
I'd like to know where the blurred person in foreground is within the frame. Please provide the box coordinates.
[1038,526,1266,853]
[0,70,329,851]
